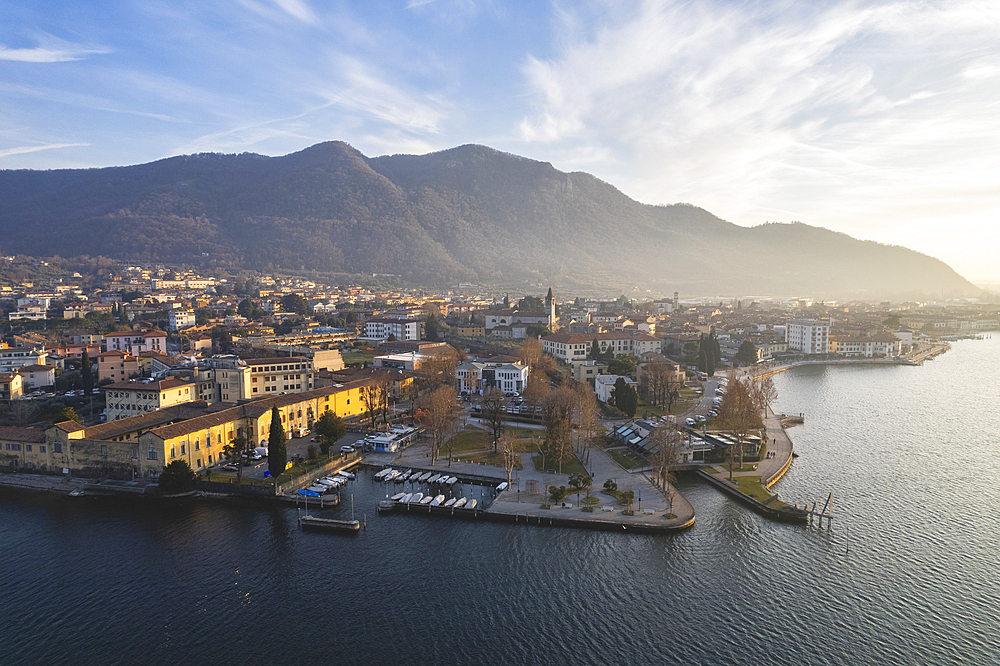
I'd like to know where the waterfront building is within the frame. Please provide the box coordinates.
[785,319,830,354]
[101,378,196,421]
[455,361,529,394]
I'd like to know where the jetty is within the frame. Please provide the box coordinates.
[299,515,361,533]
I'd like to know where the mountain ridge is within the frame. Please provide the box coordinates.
[0,141,976,298]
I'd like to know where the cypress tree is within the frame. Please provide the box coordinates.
[81,349,94,396]
[267,406,287,479]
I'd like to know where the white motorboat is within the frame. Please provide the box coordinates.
[374,468,393,480]
[400,493,412,503]
[427,474,441,484]
[466,499,477,509]
[446,477,458,485]
[384,470,399,481]
[418,472,432,482]
[408,492,424,504]
[453,497,467,508]
[497,482,508,492]
[336,470,356,479]
[444,498,457,507]
[419,495,434,504]
[390,492,406,501]
[307,485,330,494]
[317,478,339,488]
[429,494,445,506]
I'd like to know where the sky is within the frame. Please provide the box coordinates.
[2,0,999,286]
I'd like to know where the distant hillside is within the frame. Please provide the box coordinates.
[0,141,977,298]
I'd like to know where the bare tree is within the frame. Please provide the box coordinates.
[361,382,380,429]
[418,346,460,393]
[480,387,507,452]
[541,387,575,473]
[376,372,394,425]
[716,370,761,480]
[649,424,682,507]
[572,380,598,464]
[517,337,543,370]
[499,431,518,488]
[1,400,40,427]
[420,385,460,466]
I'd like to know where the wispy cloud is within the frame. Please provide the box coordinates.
[234,0,318,25]
[0,142,88,159]
[0,34,110,62]
[512,0,1000,278]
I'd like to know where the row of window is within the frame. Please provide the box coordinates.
[4,443,48,453]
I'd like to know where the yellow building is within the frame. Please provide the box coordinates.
[44,378,376,479]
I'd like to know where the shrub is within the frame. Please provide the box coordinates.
[158,460,197,493]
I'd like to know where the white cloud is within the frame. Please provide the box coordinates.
[0,34,110,62]
[0,143,88,159]
[234,0,318,25]
[512,0,1000,280]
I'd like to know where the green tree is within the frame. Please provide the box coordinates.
[314,411,346,455]
[589,338,600,360]
[81,349,94,397]
[195,309,212,326]
[697,348,708,374]
[611,377,638,417]
[736,340,757,366]
[158,459,197,493]
[608,353,636,378]
[222,428,252,482]
[280,293,310,315]
[526,323,551,338]
[59,407,80,423]
[268,406,287,478]
[516,295,544,312]
[237,298,255,318]
[424,313,439,341]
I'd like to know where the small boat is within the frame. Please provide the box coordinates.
[409,492,424,503]
[307,485,330,494]
[430,494,445,506]
[393,473,408,484]
[418,472,432,483]
[398,470,412,481]
[376,501,396,514]
[497,482,508,492]
[446,476,458,485]
[336,470,356,479]
[427,474,441,484]
[419,495,434,505]
[466,499,477,509]
[444,498,457,507]
[384,470,399,481]
[390,492,406,501]
[317,478,339,488]
[400,493,412,503]
[453,497,467,508]
[374,468,392,480]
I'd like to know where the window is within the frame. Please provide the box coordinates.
[101,445,108,456]
[54,442,62,453]
[170,447,175,458]
[25,445,32,452]
[40,445,46,453]
[148,447,157,460]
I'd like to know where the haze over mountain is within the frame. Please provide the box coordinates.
[0,141,976,298]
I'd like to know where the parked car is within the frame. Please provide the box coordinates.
[340,445,356,453]
[685,417,696,426]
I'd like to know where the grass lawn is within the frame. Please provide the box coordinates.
[445,428,490,454]
[608,448,643,470]
[532,452,588,477]
[730,475,773,503]
[341,352,376,366]
[462,451,522,470]
[636,398,694,417]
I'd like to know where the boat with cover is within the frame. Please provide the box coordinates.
[497,482,508,492]
[453,498,467,508]
[418,472,432,483]
[400,493,412,503]
[390,492,406,501]
[419,495,434,504]
[444,498,457,507]
[427,474,441,484]
[375,468,393,480]
[446,476,458,485]
[430,494,445,506]
[408,492,424,503]
[337,470,356,479]
[466,499,477,509]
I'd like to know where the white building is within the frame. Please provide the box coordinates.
[168,310,196,332]
[541,332,662,362]
[455,362,529,395]
[785,319,829,355]
[364,318,420,342]
[594,374,638,404]
[829,335,902,358]
[0,347,49,373]
[101,378,196,421]
[105,330,167,354]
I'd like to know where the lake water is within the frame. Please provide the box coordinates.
[2,337,998,665]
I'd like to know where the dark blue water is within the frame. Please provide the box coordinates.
[3,338,998,665]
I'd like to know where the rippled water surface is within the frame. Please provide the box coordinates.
[3,338,999,665]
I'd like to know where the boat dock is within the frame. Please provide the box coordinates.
[299,515,361,533]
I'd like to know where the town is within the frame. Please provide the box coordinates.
[0,254,996,524]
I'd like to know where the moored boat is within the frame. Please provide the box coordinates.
[430,494,445,506]
[466,499,477,509]
[419,495,434,504]
[409,492,424,504]
[453,497,467,508]
[444,498,457,507]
